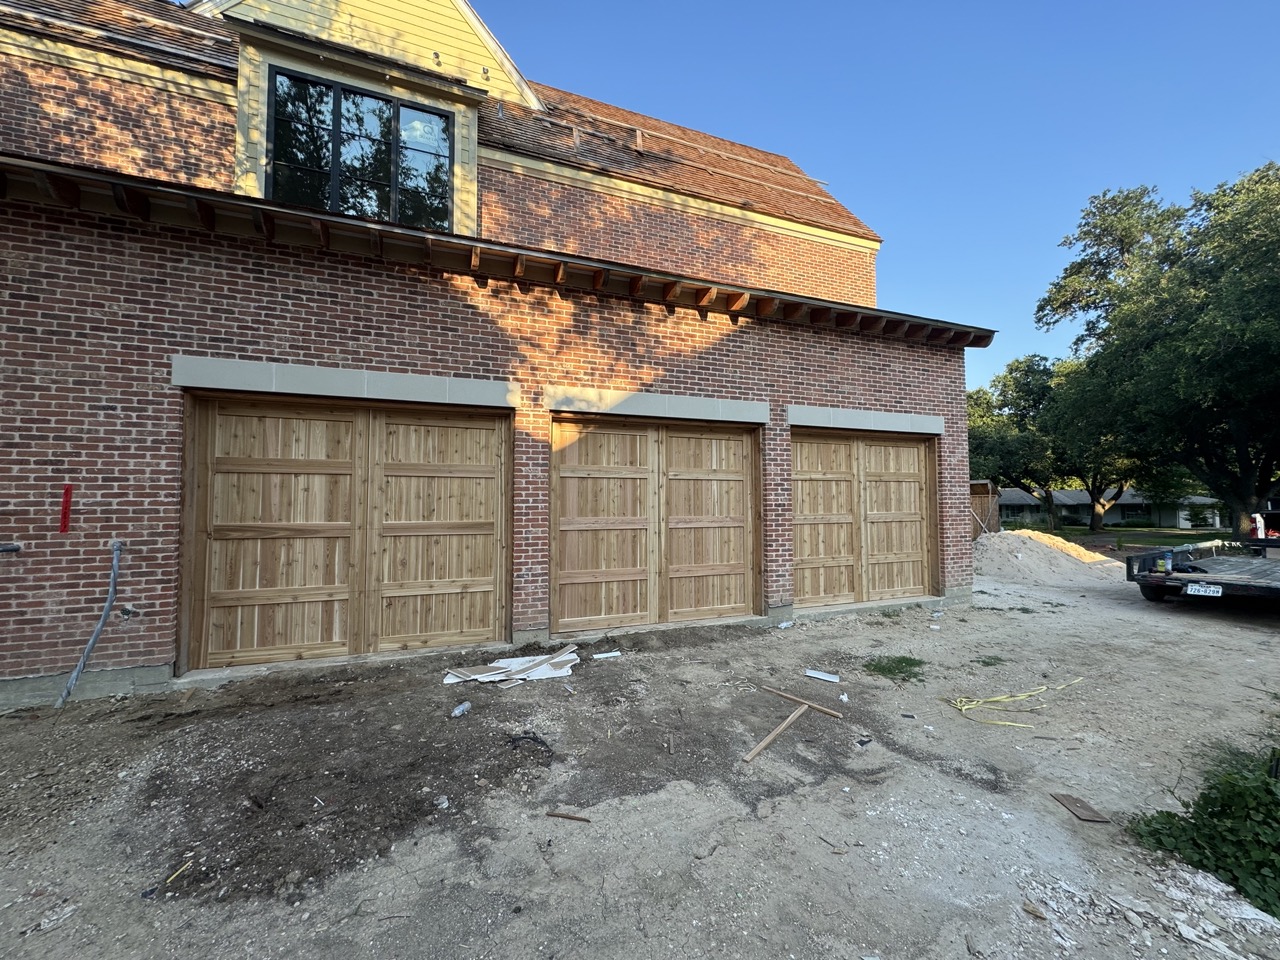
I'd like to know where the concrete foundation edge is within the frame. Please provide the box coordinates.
[0,663,175,713]
[1,589,972,711]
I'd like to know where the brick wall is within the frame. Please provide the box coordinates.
[479,166,878,306]
[0,57,235,191]
[0,202,970,680]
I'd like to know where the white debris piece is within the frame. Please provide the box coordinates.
[443,645,579,686]
[592,650,622,660]
[805,669,840,683]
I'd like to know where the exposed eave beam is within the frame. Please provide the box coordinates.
[34,172,79,208]
[187,197,216,232]
[0,154,997,351]
[310,218,330,249]
[111,184,150,221]
[251,209,274,240]
[755,297,778,319]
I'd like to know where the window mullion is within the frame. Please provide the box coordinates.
[328,82,343,214]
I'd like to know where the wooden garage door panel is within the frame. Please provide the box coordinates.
[551,420,755,630]
[215,409,354,460]
[193,400,507,669]
[213,473,352,525]
[793,433,933,606]
[792,436,860,606]
[208,600,349,661]
[867,560,927,598]
[377,414,503,651]
[209,538,349,592]
[665,431,751,620]
[861,439,930,602]
[552,422,656,630]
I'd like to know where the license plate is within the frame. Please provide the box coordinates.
[1184,582,1223,597]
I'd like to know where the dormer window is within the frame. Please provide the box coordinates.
[268,68,453,231]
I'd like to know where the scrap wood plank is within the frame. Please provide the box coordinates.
[761,685,843,719]
[1050,792,1110,823]
[743,705,808,762]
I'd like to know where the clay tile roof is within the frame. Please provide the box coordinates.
[479,84,880,242]
[0,0,237,79]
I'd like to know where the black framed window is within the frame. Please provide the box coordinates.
[268,69,452,231]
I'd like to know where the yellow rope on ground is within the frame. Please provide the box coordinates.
[944,677,1083,728]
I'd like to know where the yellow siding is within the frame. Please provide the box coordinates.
[220,0,537,106]
[235,41,479,235]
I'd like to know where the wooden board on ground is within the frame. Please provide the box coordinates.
[1050,792,1111,823]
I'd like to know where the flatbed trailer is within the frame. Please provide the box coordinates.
[1126,539,1280,602]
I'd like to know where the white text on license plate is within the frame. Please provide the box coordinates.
[1185,582,1223,597]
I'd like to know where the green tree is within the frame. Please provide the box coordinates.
[967,356,1061,531]
[1039,358,1138,531]
[1037,164,1280,536]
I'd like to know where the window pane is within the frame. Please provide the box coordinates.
[397,150,449,230]
[340,133,391,185]
[399,108,449,156]
[341,91,393,141]
[273,164,331,211]
[275,118,332,173]
[274,74,333,128]
[339,175,391,220]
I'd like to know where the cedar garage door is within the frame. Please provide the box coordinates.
[187,397,508,669]
[792,432,934,605]
[551,419,757,632]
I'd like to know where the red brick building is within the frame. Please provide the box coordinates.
[0,0,994,700]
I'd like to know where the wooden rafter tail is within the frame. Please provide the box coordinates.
[743,704,808,762]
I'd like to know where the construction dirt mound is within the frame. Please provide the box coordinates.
[973,529,1124,586]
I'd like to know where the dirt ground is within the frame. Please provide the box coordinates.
[2,530,1279,960]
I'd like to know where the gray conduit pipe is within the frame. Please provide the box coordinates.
[55,540,124,709]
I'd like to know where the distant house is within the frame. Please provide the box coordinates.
[998,489,1223,529]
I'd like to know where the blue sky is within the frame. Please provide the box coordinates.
[471,0,1278,389]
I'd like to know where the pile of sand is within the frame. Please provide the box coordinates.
[973,530,1125,586]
